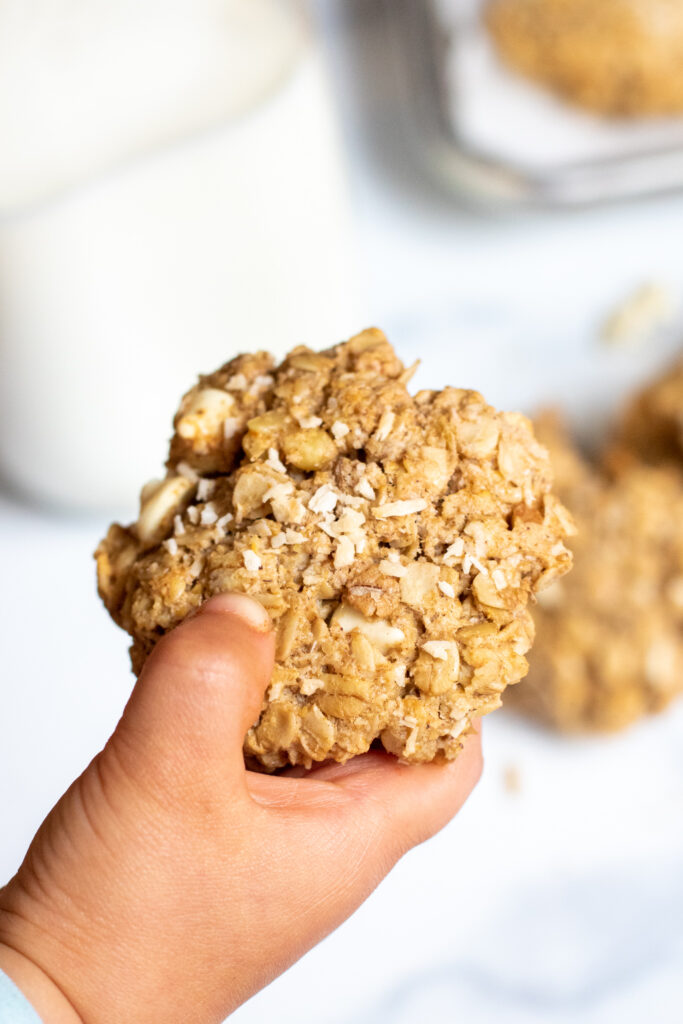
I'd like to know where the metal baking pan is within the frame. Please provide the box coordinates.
[387,0,683,206]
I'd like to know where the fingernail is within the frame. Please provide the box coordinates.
[200,593,272,633]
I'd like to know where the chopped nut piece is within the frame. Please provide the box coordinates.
[177,388,235,442]
[282,428,337,471]
[380,559,407,578]
[422,640,457,661]
[136,476,195,545]
[331,604,405,653]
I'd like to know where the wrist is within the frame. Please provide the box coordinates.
[0,915,83,1024]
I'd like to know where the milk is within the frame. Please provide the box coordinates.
[0,0,362,509]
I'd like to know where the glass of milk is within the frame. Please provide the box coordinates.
[0,0,362,510]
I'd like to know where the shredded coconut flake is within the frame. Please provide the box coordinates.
[373,498,427,518]
[492,568,507,591]
[334,535,355,569]
[242,550,262,572]
[266,448,287,474]
[438,580,455,598]
[173,514,185,537]
[309,484,339,515]
[336,491,364,507]
[270,533,287,549]
[163,537,178,556]
[295,413,323,428]
[187,505,200,525]
[284,529,306,544]
[216,512,233,530]
[356,476,375,500]
[200,502,218,526]
[374,409,395,442]
[444,538,465,562]
[226,373,247,390]
[449,719,468,739]
[331,420,350,440]
[188,556,203,579]
[251,374,274,391]
[264,481,294,503]
[197,479,216,502]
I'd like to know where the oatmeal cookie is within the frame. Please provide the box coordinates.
[616,355,683,464]
[96,329,573,770]
[512,413,683,731]
[486,0,683,116]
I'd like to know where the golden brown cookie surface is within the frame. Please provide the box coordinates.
[513,413,683,732]
[486,0,683,116]
[616,356,683,464]
[97,329,573,769]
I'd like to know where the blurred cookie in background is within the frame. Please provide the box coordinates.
[485,0,683,116]
[508,410,683,732]
[616,354,683,463]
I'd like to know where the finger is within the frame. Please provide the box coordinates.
[329,725,483,854]
[246,724,482,851]
[112,594,275,787]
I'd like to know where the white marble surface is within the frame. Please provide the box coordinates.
[2,2,683,1022]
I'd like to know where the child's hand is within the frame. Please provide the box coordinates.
[0,594,482,1024]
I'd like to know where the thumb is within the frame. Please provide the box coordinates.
[112,594,275,792]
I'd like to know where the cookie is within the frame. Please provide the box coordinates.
[616,355,683,464]
[511,413,683,731]
[96,329,574,770]
[486,0,683,116]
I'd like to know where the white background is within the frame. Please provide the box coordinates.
[2,3,683,1022]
